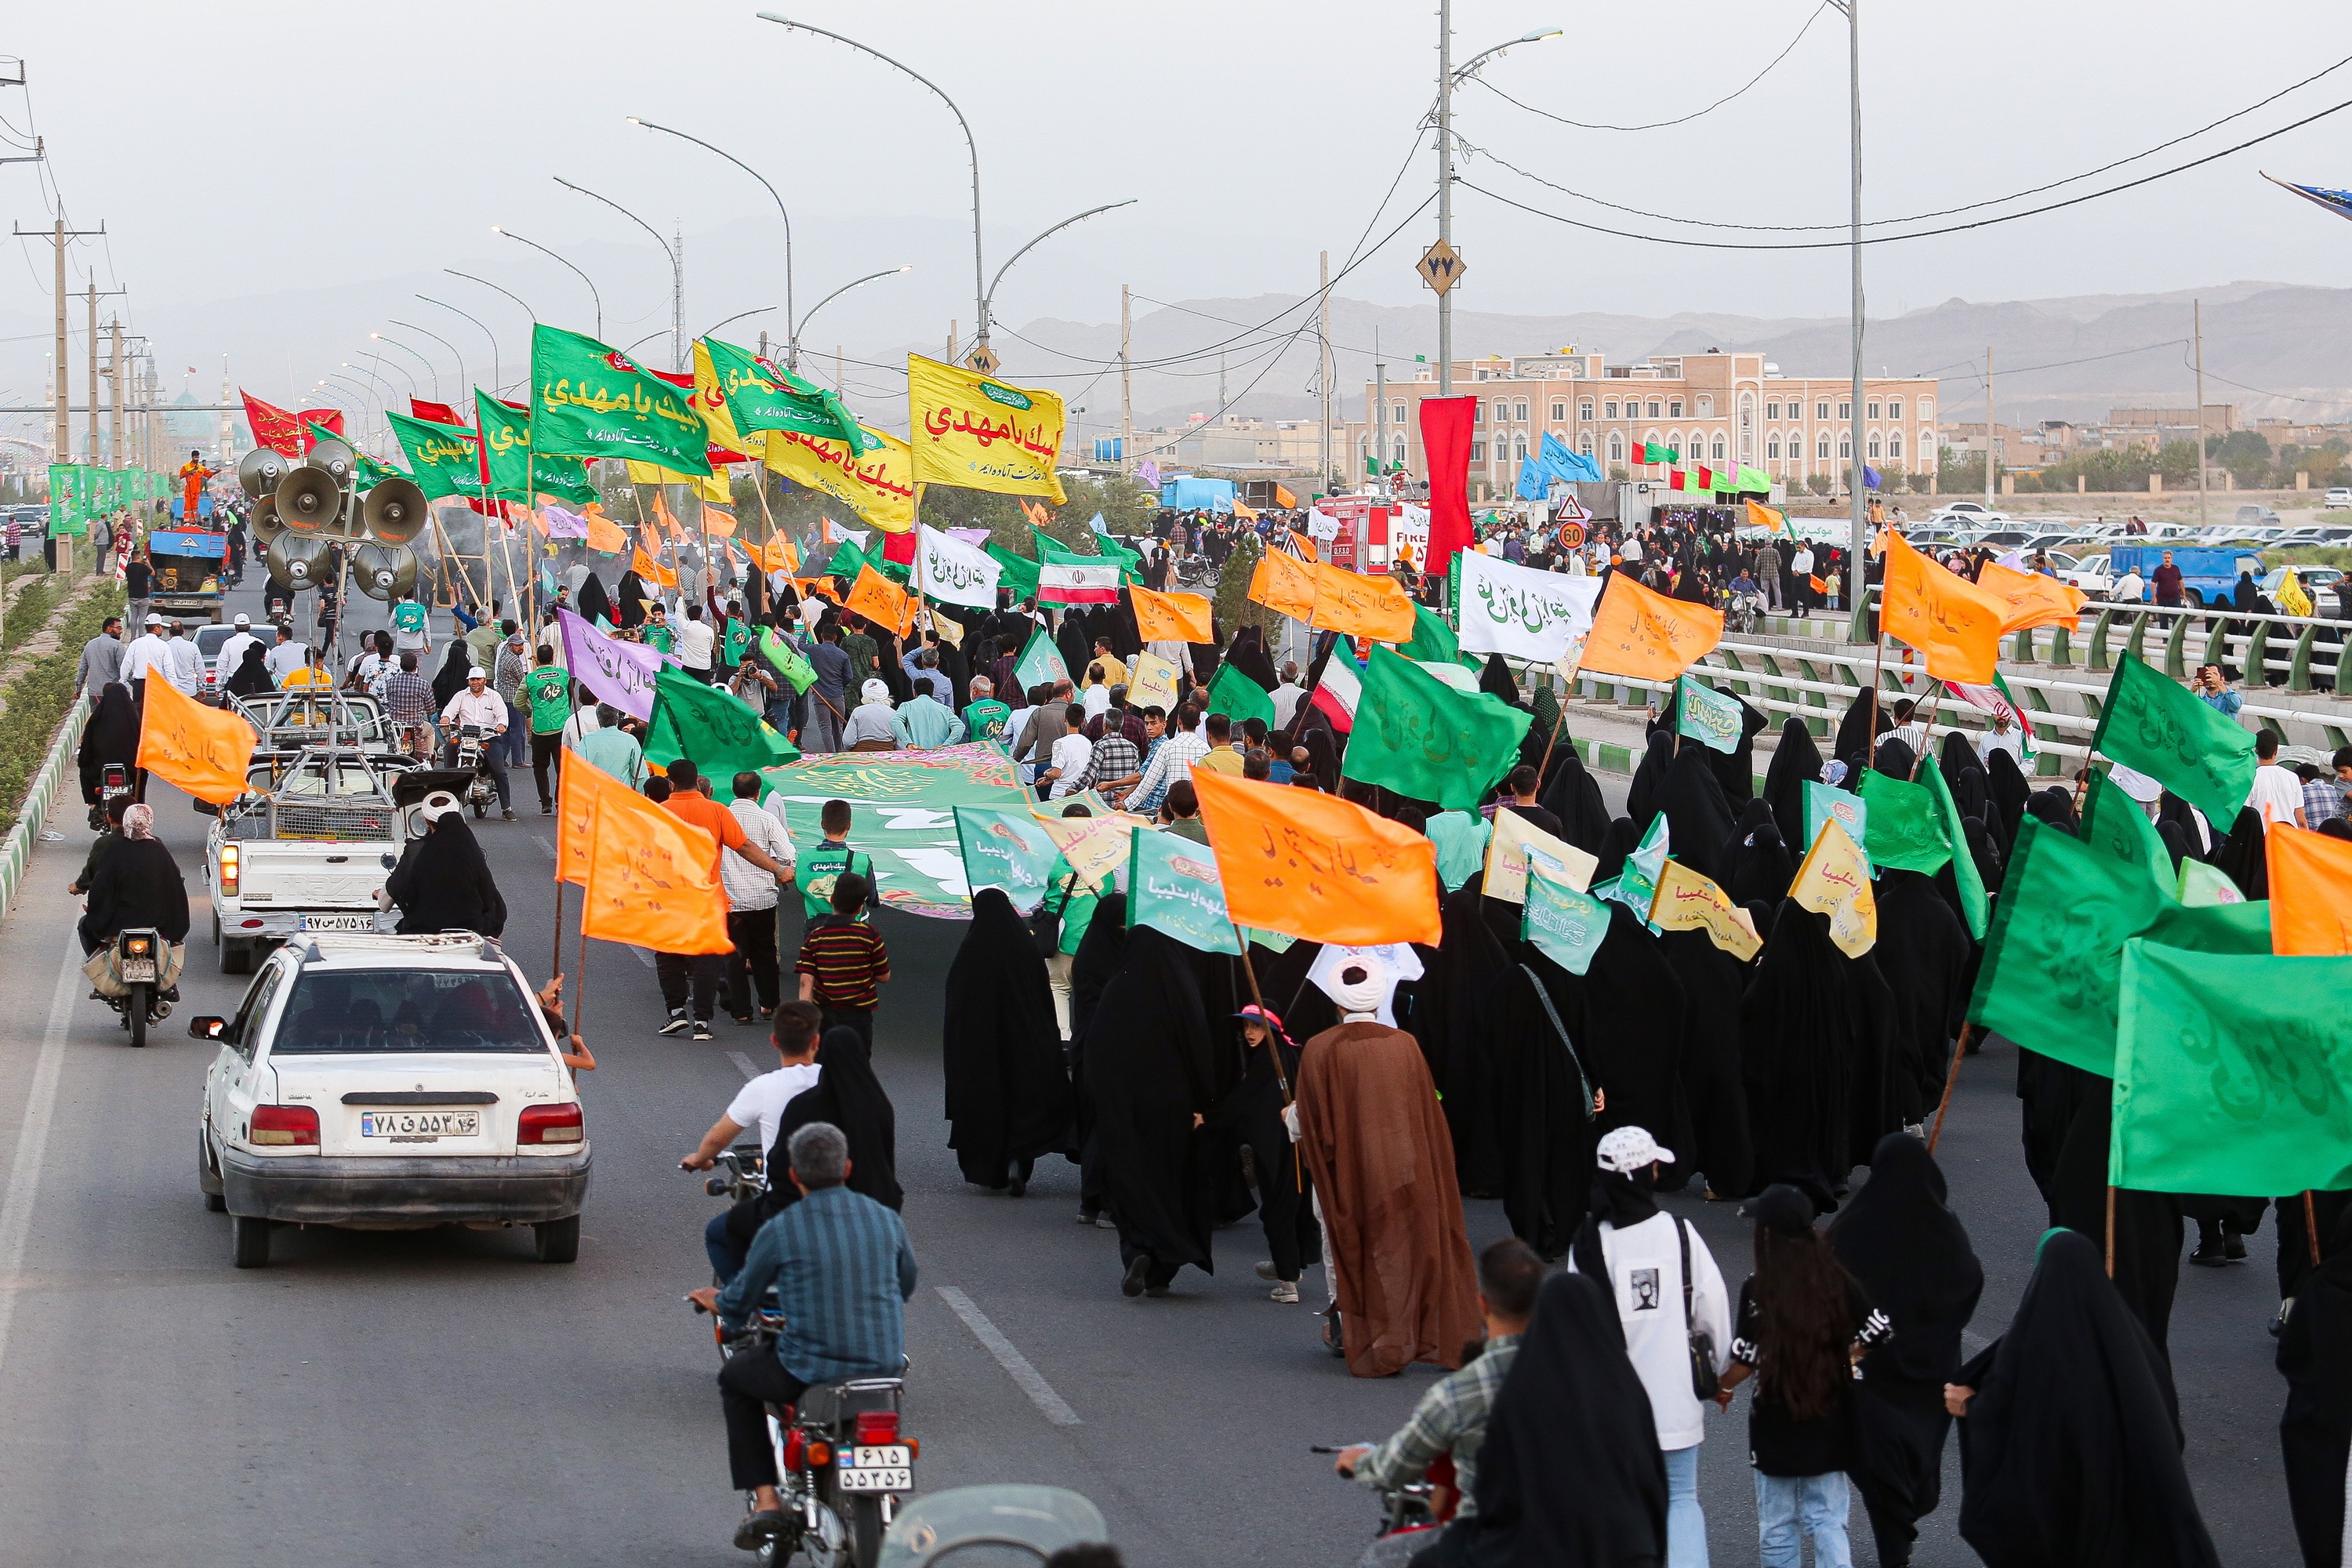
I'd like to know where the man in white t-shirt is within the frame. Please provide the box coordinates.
[2246,729,2307,831]
[212,613,261,694]
[678,1000,826,1283]
[122,613,172,696]
[678,602,718,682]
[720,769,798,1025]
[1567,1127,1732,1568]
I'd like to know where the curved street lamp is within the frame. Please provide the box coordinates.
[419,294,501,397]
[554,176,681,370]
[492,226,601,339]
[699,306,777,343]
[982,199,1138,332]
[363,349,416,401]
[629,118,797,366]
[388,318,466,402]
[369,332,439,400]
[790,266,912,368]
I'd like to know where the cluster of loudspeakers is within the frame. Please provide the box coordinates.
[235,441,426,601]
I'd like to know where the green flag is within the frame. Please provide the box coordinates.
[1127,827,1242,953]
[476,390,598,506]
[1398,604,1465,666]
[1012,627,1069,691]
[1341,645,1530,811]
[1093,532,1143,583]
[1967,817,2271,1076]
[1803,780,1867,857]
[2089,654,2257,826]
[2111,941,2352,1196]
[987,543,1040,602]
[2077,769,2172,893]
[701,336,868,449]
[1675,675,1744,755]
[757,627,818,694]
[1204,660,1276,730]
[1523,862,1613,975]
[530,323,711,475]
[388,409,486,499]
[1921,754,1989,939]
[644,666,799,778]
[1858,768,1950,875]
[824,539,873,579]
[303,419,403,490]
[2177,855,2248,907]
[952,804,1062,913]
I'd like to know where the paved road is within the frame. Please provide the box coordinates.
[0,575,2304,1566]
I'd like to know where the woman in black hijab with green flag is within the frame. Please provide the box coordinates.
[942,888,1073,1196]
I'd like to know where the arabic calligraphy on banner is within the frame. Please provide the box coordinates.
[1127,827,1243,953]
[953,804,1062,913]
[1790,818,1878,957]
[1484,806,1599,905]
[915,524,1002,609]
[907,353,1067,504]
[763,426,916,535]
[557,607,673,722]
[1127,651,1182,713]
[763,745,1035,918]
[530,323,712,474]
[1650,859,1762,961]
[1454,550,1604,662]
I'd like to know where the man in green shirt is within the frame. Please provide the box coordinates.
[838,614,880,694]
[720,600,755,669]
[644,603,677,655]
[524,647,572,814]
[389,595,430,659]
[961,673,1013,748]
[800,798,878,923]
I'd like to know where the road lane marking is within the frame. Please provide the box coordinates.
[0,925,93,1381]
[532,835,556,860]
[727,1051,759,1081]
[631,947,654,968]
[935,1286,1080,1427]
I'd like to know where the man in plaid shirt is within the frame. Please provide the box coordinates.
[1082,683,1148,750]
[1335,1239,1541,1559]
[1127,697,1208,815]
[1078,724,1142,804]
[380,651,437,758]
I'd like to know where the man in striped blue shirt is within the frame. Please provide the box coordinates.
[690,1121,917,1551]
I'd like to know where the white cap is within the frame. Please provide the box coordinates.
[1596,1126,1674,1174]
[144,612,163,626]
[233,613,250,628]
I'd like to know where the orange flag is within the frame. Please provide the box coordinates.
[846,563,916,637]
[552,751,620,888]
[1129,585,1215,644]
[1191,768,1442,946]
[1879,532,2006,683]
[583,503,628,554]
[1019,498,1056,528]
[1308,564,1416,641]
[1247,545,1319,622]
[1976,560,2087,633]
[580,780,731,955]
[701,503,739,539]
[136,674,256,805]
[747,534,800,574]
[632,544,678,590]
[2267,822,2352,956]
[797,575,843,605]
[1579,572,1724,681]
[1287,531,1319,562]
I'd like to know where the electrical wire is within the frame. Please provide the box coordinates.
[1467,5,1831,133]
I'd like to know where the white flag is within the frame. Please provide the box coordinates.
[1454,550,1604,663]
[914,524,1001,609]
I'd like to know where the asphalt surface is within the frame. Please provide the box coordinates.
[0,572,2305,1567]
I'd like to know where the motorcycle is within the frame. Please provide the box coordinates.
[89,761,132,831]
[1724,589,1768,636]
[1173,553,1218,590]
[452,723,495,819]
[1313,1443,1456,1568]
[108,926,170,1049]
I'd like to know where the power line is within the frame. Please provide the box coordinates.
[1466,4,1831,133]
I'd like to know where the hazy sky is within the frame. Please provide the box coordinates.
[6,0,2351,439]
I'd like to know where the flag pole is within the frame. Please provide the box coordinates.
[551,880,565,979]
[1864,629,1888,771]
[2105,1184,2117,1279]
[1907,683,1948,781]
[2306,1189,2324,1269]
[1926,1022,1973,1152]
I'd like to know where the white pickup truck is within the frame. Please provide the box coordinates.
[205,749,413,974]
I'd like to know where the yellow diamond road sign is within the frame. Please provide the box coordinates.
[1417,239,1465,296]
[966,343,1001,376]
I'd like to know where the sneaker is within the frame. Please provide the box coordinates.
[657,1011,692,1036]
[539,802,553,815]
[732,1509,789,1551]
[500,809,517,822]
[2223,1222,2248,1262]
[1094,1213,1118,1230]
[691,1020,716,1042]
[1076,1208,1098,1225]
[1120,1254,1151,1298]
[1269,1280,1300,1304]
[1254,1261,1279,1282]
[2189,1239,2227,1267]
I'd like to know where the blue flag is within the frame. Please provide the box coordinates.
[1541,431,1606,485]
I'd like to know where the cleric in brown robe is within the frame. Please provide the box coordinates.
[1294,957,1482,1377]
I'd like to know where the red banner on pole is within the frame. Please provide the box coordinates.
[1417,395,1475,575]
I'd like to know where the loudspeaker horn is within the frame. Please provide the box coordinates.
[247,494,287,546]
[361,477,430,545]
[237,448,289,499]
[303,439,356,486]
[265,534,336,593]
[274,466,343,534]
[352,541,419,603]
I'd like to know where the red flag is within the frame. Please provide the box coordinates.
[411,398,466,426]
[1669,470,1687,492]
[1417,395,1475,575]
[882,528,917,566]
[298,409,343,450]
[241,390,304,457]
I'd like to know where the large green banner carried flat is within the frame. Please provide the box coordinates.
[761,744,1033,918]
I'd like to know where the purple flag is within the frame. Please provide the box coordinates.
[557,606,670,721]
[543,503,590,539]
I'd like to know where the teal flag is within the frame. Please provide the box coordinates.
[1675,676,1744,755]
[1205,661,1276,729]
[1524,862,1613,975]
[1968,817,2272,1076]
[953,804,1062,913]
[2078,769,2172,893]
[1858,769,1950,875]
[1425,810,1492,891]
[2178,856,2248,907]
[2112,941,2352,1196]
[2089,655,2257,826]
[1012,627,1069,693]
[1340,645,1530,811]
[1803,781,1867,858]
[1127,828,1242,953]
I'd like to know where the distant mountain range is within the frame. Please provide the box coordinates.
[1012,281,2352,436]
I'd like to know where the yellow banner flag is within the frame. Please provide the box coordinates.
[907,353,1066,503]
[763,426,916,535]
[1484,807,1598,904]
[691,338,755,461]
[136,673,256,805]
[1650,858,1762,961]
[1036,808,1154,894]
[581,783,732,955]
[1247,544,1319,621]
[1127,650,1183,713]
[1789,818,1877,958]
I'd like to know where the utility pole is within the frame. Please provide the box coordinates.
[1984,346,1996,515]
[1842,0,1867,632]
[1319,250,1333,497]
[107,320,125,467]
[16,218,105,469]
[85,282,125,463]
[1375,354,1388,494]
[1436,0,1454,397]
[673,223,686,374]
[2194,298,2209,532]
[1120,285,1134,481]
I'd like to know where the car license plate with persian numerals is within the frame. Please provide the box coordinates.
[837,1445,913,1492]
[359,1110,479,1140]
[301,914,375,931]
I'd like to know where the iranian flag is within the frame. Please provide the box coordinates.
[1309,655,1359,733]
[1036,559,1122,604]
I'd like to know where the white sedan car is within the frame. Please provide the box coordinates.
[194,931,590,1269]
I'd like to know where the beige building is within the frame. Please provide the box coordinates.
[1343,349,1940,493]
[1124,414,1327,474]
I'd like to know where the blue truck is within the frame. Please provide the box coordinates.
[2105,544,2264,608]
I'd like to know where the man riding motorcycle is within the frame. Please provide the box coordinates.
[77,803,190,967]
[681,1001,826,1283]
[686,1120,917,1553]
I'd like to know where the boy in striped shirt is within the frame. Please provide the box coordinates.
[795,873,890,1047]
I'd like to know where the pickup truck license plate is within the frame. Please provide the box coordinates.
[359,1111,480,1140]
[301,914,375,931]
[837,1446,913,1493]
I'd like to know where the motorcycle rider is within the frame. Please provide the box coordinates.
[439,666,515,822]
[681,1001,826,1282]
[687,1120,917,1553]
[1331,1238,1543,1567]
[77,803,190,1002]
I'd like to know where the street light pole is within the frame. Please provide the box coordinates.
[790,267,913,369]
[388,318,466,403]
[757,15,986,365]
[492,227,601,339]
[419,294,501,397]
[554,177,682,370]
[371,333,439,400]
[628,118,797,369]
[447,269,537,325]
[982,200,1138,329]
[1432,21,1557,400]
[1842,0,1868,635]
[367,350,416,402]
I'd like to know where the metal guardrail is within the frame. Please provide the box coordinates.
[0,691,91,924]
